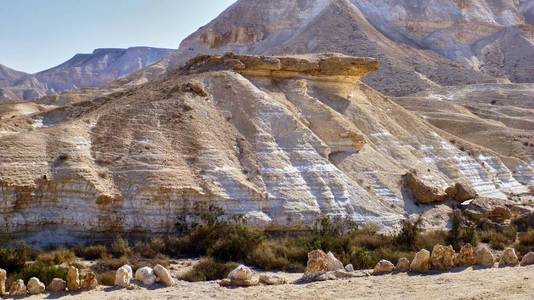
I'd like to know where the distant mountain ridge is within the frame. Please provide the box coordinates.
[0,47,174,101]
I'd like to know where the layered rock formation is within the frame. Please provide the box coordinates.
[0,53,531,244]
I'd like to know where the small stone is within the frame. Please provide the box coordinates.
[115,265,133,288]
[81,271,98,290]
[0,268,6,296]
[304,250,328,276]
[66,266,81,291]
[9,279,27,296]
[135,267,157,285]
[47,278,67,293]
[27,277,45,294]
[345,264,355,272]
[373,259,395,274]
[454,243,476,267]
[411,249,431,273]
[326,251,344,271]
[153,264,175,287]
[499,248,519,267]
[395,257,410,272]
[227,265,258,287]
[521,252,534,266]
[430,245,455,270]
[475,245,495,268]
[259,274,287,285]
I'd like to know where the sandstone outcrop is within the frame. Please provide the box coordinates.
[135,267,157,285]
[67,266,81,291]
[115,265,133,288]
[154,264,174,287]
[27,277,45,294]
[373,260,395,275]
[431,245,455,270]
[305,250,329,276]
[0,268,5,296]
[451,182,478,202]
[259,274,287,285]
[395,258,410,272]
[9,279,27,296]
[81,272,98,290]
[326,252,344,271]
[520,252,534,266]
[499,248,519,267]
[475,245,495,268]
[223,265,259,287]
[411,249,431,273]
[47,278,67,293]
[404,172,448,204]
[454,244,476,267]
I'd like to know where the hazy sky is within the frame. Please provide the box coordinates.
[0,0,236,73]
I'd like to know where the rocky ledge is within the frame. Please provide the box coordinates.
[181,52,379,82]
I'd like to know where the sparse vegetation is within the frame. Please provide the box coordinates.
[179,257,238,282]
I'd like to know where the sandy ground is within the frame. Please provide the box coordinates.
[16,266,534,300]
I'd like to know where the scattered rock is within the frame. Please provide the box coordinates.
[304,250,329,276]
[475,245,495,268]
[27,277,45,294]
[499,248,519,267]
[396,258,411,272]
[153,264,175,287]
[181,81,208,97]
[521,252,534,266]
[454,243,476,267]
[9,279,27,296]
[411,249,431,273]
[488,206,512,223]
[224,265,259,287]
[81,271,98,290]
[345,264,355,272]
[66,266,81,291]
[0,268,6,296]
[453,182,477,202]
[135,266,157,286]
[259,274,287,285]
[115,265,133,288]
[326,251,344,271]
[47,278,67,293]
[431,244,455,270]
[404,172,448,204]
[373,259,395,274]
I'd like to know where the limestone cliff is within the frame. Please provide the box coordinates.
[0,53,530,245]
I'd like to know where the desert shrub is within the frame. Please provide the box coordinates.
[246,238,307,272]
[395,218,423,250]
[110,238,131,258]
[414,230,448,252]
[478,228,516,250]
[96,271,116,286]
[134,241,158,259]
[349,248,381,269]
[9,263,66,286]
[208,224,265,262]
[94,256,129,272]
[447,211,478,250]
[179,257,238,282]
[36,248,76,265]
[74,244,108,260]
[0,241,36,272]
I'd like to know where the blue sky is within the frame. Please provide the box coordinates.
[0,0,236,73]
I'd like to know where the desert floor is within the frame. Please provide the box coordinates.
[16,265,534,300]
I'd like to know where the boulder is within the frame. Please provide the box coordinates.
[488,206,512,224]
[304,250,328,275]
[9,279,27,296]
[27,277,45,294]
[115,265,133,288]
[225,265,259,287]
[135,266,157,286]
[410,249,431,273]
[66,266,81,291]
[454,243,476,267]
[430,245,455,270]
[395,257,410,272]
[448,182,477,202]
[326,251,344,271]
[499,248,519,267]
[47,278,67,293]
[259,274,287,285]
[153,264,175,287]
[373,259,395,274]
[521,252,534,266]
[475,245,495,268]
[345,264,355,272]
[0,268,6,296]
[81,271,98,290]
[404,172,448,204]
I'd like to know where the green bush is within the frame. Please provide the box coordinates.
[74,244,109,260]
[36,248,76,265]
[349,248,381,269]
[10,263,66,286]
[110,238,131,258]
[0,242,36,272]
[179,257,238,282]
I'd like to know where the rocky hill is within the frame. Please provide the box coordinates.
[0,53,530,243]
[0,47,174,101]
